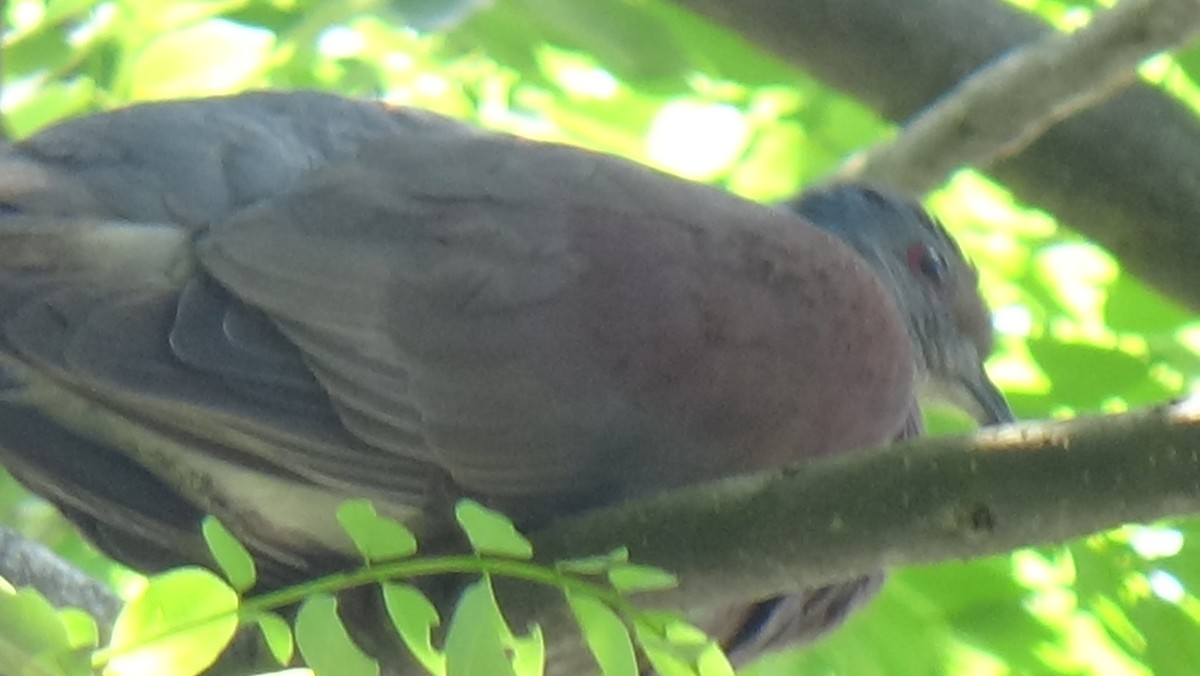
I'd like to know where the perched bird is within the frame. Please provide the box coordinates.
[707,185,1012,663]
[0,91,1010,671]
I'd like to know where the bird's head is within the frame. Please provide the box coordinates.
[789,183,1012,426]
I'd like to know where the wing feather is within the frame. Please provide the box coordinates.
[199,129,916,523]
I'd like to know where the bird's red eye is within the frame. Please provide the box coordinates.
[907,244,949,284]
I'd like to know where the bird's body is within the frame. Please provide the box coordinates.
[0,91,1008,670]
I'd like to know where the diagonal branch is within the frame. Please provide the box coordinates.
[842,0,1200,192]
[531,400,1200,613]
[0,523,121,632]
[669,0,1200,312]
[3,403,1200,664]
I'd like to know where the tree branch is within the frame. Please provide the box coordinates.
[842,0,1200,192]
[0,523,121,633]
[530,401,1200,613]
[3,403,1200,666]
[669,0,1200,312]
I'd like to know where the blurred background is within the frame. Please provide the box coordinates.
[1,0,1199,673]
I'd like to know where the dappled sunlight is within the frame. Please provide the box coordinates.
[645,100,749,182]
[2,0,1199,673]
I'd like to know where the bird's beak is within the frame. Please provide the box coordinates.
[957,367,1014,426]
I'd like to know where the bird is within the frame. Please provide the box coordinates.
[0,90,1010,671]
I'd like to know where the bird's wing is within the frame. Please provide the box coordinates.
[0,90,464,224]
[199,128,916,524]
[0,98,913,568]
[0,94,471,566]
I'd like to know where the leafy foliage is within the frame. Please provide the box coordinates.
[1,0,1199,674]
[3,499,722,676]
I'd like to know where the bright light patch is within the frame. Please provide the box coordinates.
[1128,526,1184,560]
[129,20,276,100]
[414,73,448,97]
[1171,393,1200,422]
[558,64,618,99]
[385,52,414,71]
[10,0,44,30]
[1148,570,1186,603]
[1013,549,1075,588]
[987,352,1050,393]
[1037,243,1118,324]
[538,47,619,99]
[646,101,749,182]
[1178,322,1200,356]
[1140,54,1173,82]
[317,26,365,58]
[993,304,1033,337]
[68,2,115,45]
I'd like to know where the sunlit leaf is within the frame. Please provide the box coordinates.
[0,585,84,676]
[127,20,275,99]
[566,592,637,676]
[336,499,418,562]
[505,621,545,676]
[607,564,678,594]
[57,608,98,652]
[382,583,445,675]
[253,612,295,667]
[105,568,239,676]
[201,517,256,592]
[454,500,533,559]
[443,578,517,676]
[295,594,378,676]
[557,548,630,576]
[695,643,735,676]
[633,620,696,676]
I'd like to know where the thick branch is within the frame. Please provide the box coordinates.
[532,401,1200,612]
[670,0,1200,312]
[844,0,1200,191]
[0,523,120,631]
[3,403,1200,664]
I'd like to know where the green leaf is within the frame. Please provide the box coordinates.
[695,643,735,676]
[607,564,678,594]
[0,585,81,676]
[556,548,630,576]
[630,612,728,675]
[127,19,276,100]
[252,612,294,667]
[566,593,638,676]
[3,79,96,139]
[336,499,418,562]
[56,609,98,652]
[201,517,256,592]
[662,620,709,648]
[104,567,239,676]
[381,583,445,675]
[443,578,517,676]
[504,622,544,676]
[634,632,695,676]
[295,594,378,676]
[454,500,533,559]
[1027,338,1154,409]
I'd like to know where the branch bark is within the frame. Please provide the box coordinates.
[842,0,1200,192]
[530,400,1200,613]
[0,523,121,633]
[4,402,1200,664]
[670,0,1200,312]
[514,401,1200,670]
